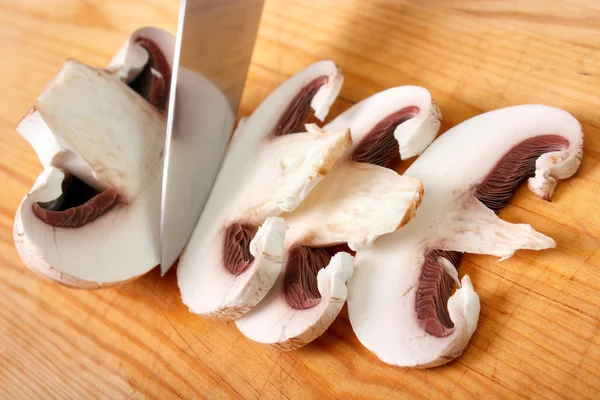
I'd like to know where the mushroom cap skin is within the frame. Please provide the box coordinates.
[14,59,167,287]
[177,61,348,319]
[347,104,583,368]
[235,87,439,350]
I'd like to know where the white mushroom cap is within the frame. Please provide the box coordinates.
[348,104,583,368]
[234,163,424,349]
[177,129,352,319]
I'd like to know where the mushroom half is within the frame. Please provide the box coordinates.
[13,28,174,287]
[347,104,583,368]
[235,86,440,350]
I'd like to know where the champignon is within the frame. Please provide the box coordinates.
[13,28,174,287]
[347,104,583,368]
[177,61,350,319]
[235,87,440,350]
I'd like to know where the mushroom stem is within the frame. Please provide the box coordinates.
[29,59,166,201]
[323,86,441,162]
[436,194,556,260]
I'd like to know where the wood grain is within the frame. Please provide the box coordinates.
[1,0,599,398]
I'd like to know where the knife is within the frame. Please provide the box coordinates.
[160,0,264,274]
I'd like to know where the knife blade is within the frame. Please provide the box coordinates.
[160,0,264,274]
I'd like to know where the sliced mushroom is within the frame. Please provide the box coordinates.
[324,85,441,163]
[13,28,174,287]
[347,104,583,368]
[235,87,439,350]
[177,61,348,319]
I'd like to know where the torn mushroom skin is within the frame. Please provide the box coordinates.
[13,28,174,287]
[177,61,349,320]
[235,87,440,350]
[347,104,583,368]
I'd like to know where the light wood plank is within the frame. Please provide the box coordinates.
[0,0,599,398]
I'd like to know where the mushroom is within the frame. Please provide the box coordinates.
[235,87,440,350]
[177,61,350,319]
[347,104,583,368]
[13,28,174,287]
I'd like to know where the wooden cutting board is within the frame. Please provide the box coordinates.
[1,0,599,398]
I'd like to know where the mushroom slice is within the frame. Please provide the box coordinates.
[14,59,167,287]
[177,61,347,319]
[323,85,441,164]
[348,104,583,368]
[236,87,438,350]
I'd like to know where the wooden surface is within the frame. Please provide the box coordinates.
[1,0,599,398]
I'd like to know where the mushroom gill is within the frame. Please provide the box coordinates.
[284,246,332,310]
[418,135,570,338]
[223,223,258,275]
[352,106,419,169]
[273,76,328,137]
[33,176,121,228]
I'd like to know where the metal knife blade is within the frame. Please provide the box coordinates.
[160,0,264,274]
